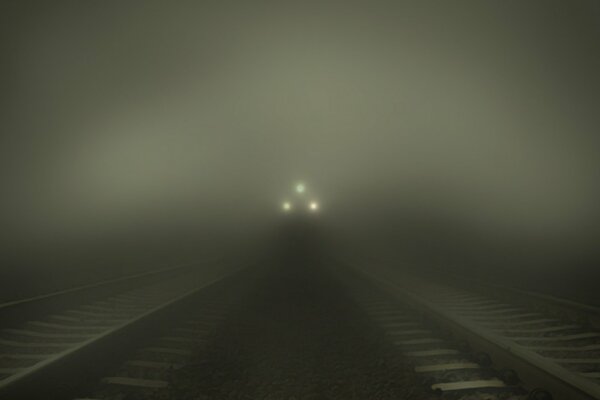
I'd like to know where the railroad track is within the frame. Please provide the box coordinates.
[0,261,246,399]
[339,261,600,400]
[79,297,234,400]
[5,256,596,399]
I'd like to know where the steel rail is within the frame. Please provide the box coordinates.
[0,264,246,399]
[0,260,216,311]
[346,263,599,400]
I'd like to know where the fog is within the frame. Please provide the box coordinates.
[2,1,599,299]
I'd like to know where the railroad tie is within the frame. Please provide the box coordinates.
[431,378,506,392]
[102,376,168,389]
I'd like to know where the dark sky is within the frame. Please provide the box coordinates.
[2,0,599,251]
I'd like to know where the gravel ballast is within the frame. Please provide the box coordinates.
[159,262,434,399]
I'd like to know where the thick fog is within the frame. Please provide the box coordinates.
[2,1,599,295]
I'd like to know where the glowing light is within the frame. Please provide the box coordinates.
[282,202,292,212]
[309,201,319,211]
[295,183,305,194]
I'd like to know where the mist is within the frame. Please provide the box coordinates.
[1,0,599,298]
[3,3,600,399]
